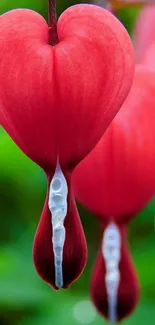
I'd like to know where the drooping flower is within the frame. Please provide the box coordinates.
[0,3,134,289]
[73,64,155,223]
[73,64,155,320]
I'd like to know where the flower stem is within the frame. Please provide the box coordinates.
[48,0,58,46]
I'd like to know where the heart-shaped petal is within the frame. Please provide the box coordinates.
[73,65,155,223]
[0,5,134,172]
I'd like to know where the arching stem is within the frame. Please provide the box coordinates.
[48,0,59,46]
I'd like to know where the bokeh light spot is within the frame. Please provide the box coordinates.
[73,300,97,324]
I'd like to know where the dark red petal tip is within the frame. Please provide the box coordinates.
[33,174,87,289]
[90,226,139,322]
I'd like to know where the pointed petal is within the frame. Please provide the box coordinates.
[90,226,139,322]
[33,173,87,289]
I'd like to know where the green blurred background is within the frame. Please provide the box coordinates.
[0,1,155,325]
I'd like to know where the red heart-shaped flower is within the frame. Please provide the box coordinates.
[73,64,155,224]
[0,4,134,289]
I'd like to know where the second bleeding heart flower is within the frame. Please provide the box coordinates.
[73,64,155,321]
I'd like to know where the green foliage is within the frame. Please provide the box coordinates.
[117,7,140,36]
[0,0,47,16]
[0,2,155,325]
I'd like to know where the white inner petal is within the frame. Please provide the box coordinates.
[102,223,121,323]
[48,162,68,288]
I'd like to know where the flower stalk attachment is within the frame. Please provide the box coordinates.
[48,0,58,45]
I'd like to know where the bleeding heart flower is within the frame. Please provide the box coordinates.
[73,64,155,320]
[0,2,134,289]
[73,64,155,223]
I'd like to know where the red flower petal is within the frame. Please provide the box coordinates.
[134,5,155,63]
[0,5,134,171]
[90,225,139,322]
[142,43,155,69]
[73,65,155,223]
